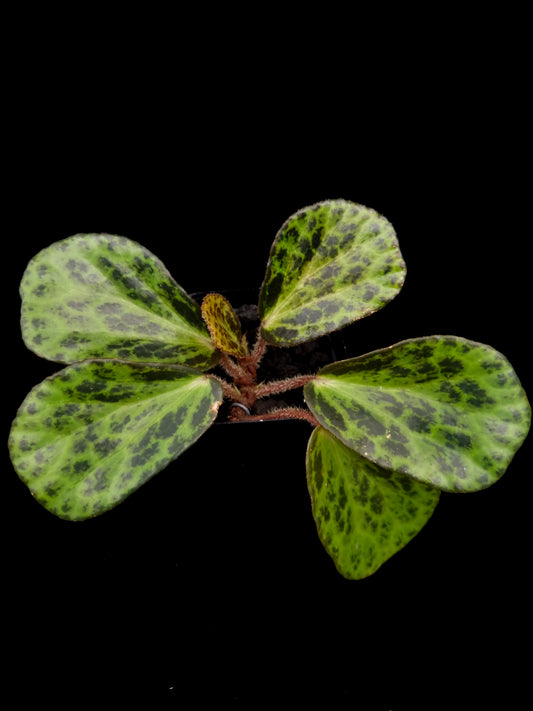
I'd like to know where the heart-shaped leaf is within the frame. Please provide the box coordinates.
[306,427,440,579]
[9,360,223,520]
[304,336,531,492]
[20,233,218,369]
[201,293,249,357]
[258,199,406,346]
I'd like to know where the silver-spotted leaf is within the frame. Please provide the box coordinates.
[20,234,218,369]
[9,360,223,520]
[304,336,531,493]
[306,427,440,579]
[258,199,406,346]
[201,293,249,357]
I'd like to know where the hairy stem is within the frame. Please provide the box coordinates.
[216,331,317,417]
[254,374,315,399]
[251,332,268,366]
[231,406,319,427]
[219,352,247,380]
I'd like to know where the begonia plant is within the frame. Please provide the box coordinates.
[9,199,530,579]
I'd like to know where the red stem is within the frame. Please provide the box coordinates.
[219,352,247,380]
[251,333,268,366]
[254,374,315,399]
[232,406,319,427]
[216,332,318,421]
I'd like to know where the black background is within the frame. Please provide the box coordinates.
[4,14,531,709]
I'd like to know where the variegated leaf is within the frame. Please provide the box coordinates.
[259,199,406,346]
[304,336,531,493]
[20,233,218,369]
[306,427,440,579]
[201,293,249,357]
[9,360,223,520]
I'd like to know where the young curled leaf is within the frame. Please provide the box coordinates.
[8,360,223,520]
[306,427,440,579]
[201,293,249,357]
[259,199,406,346]
[20,233,218,369]
[304,336,531,493]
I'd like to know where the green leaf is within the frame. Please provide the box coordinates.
[306,427,440,579]
[20,233,218,369]
[258,199,406,346]
[8,360,223,520]
[201,293,249,357]
[304,336,531,493]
